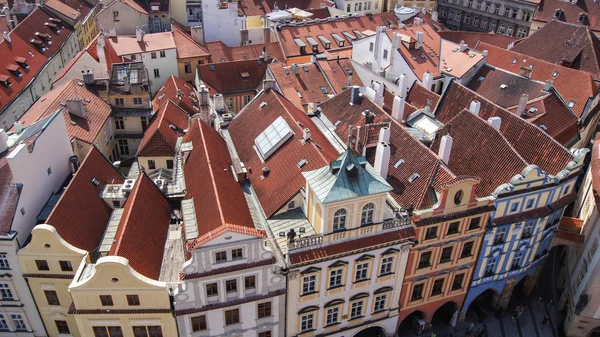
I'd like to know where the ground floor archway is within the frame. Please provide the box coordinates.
[431,301,458,327]
[465,288,500,322]
[397,310,426,336]
[354,326,386,337]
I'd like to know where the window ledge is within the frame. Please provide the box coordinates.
[353,278,370,285]
[299,329,316,335]
[348,315,364,322]
[372,309,387,314]
[300,291,319,297]
[326,284,345,291]
[378,272,394,278]
[324,322,341,328]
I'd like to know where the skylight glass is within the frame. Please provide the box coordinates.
[255,116,293,160]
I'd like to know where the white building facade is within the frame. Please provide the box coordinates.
[201,0,246,46]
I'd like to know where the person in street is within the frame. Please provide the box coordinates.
[541,315,550,330]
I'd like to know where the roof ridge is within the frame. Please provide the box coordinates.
[110,174,144,255]
[172,22,210,54]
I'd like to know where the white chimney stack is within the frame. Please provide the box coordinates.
[422,71,433,91]
[3,31,10,43]
[482,50,488,57]
[543,80,553,92]
[136,28,143,42]
[469,100,481,115]
[517,94,528,116]
[372,82,384,107]
[109,27,116,37]
[438,135,453,164]
[415,31,424,49]
[397,73,407,97]
[66,99,87,119]
[431,11,439,22]
[14,122,23,133]
[0,129,8,153]
[459,40,468,52]
[214,94,225,110]
[303,128,311,141]
[392,95,405,121]
[488,117,501,130]
[391,33,402,67]
[374,141,391,179]
[379,126,390,143]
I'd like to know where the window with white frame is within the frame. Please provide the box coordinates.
[494,228,507,244]
[361,203,375,225]
[302,275,316,294]
[588,241,599,261]
[522,222,534,239]
[0,314,7,330]
[575,261,587,289]
[301,314,314,332]
[0,254,8,269]
[326,307,339,325]
[329,269,343,288]
[11,315,25,331]
[373,294,386,312]
[484,258,497,276]
[512,251,524,269]
[350,301,363,318]
[333,209,347,230]
[225,97,234,109]
[380,256,393,275]
[355,262,369,281]
[0,284,12,300]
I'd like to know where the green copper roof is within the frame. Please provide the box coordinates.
[303,149,392,203]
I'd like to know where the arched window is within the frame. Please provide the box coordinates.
[361,203,375,225]
[333,209,347,230]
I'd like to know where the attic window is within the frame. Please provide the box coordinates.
[6,64,21,77]
[512,58,517,64]
[296,90,302,98]
[220,58,226,63]
[552,71,559,77]
[151,5,160,10]
[331,33,345,47]
[240,72,250,78]
[578,13,587,22]
[91,178,100,186]
[260,102,267,109]
[320,86,328,94]
[209,64,216,71]
[342,31,356,41]
[352,30,363,38]
[500,84,507,89]
[318,36,331,49]
[568,100,575,108]
[303,67,309,72]
[14,57,28,69]
[528,107,538,114]
[0,75,11,87]
[411,56,417,61]
[28,51,34,57]
[408,173,420,183]
[294,38,307,54]
[284,69,290,75]
[394,159,405,168]
[255,116,293,160]
[298,158,308,168]
[540,124,548,131]
[554,9,563,18]
[478,76,485,81]
[452,48,459,52]
[420,53,426,59]
[243,56,248,60]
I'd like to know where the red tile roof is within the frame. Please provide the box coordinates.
[268,62,334,109]
[406,82,440,109]
[17,78,112,144]
[47,147,124,251]
[316,57,363,94]
[437,31,518,49]
[205,41,285,63]
[109,173,171,280]
[44,0,95,21]
[171,21,210,59]
[183,119,260,250]
[238,0,332,16]
[477,42,597,118]
[12,7,74,57]
[228,89,338,217]
[153,75,200,115]
[96,0,148,16]
[511,21,600,80]
[534,0,600,33]
[276,12,397,59]
[137,100,189,157]
[197,58,268,94]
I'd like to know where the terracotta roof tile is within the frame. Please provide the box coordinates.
[96,0,148,16]
[183,119,258,250]
[477,42,597,118]
[108,173,171,280]
[11,7,74,57]
[512,21,600,80]
[205,40,285,63]
[385,26,443,80]
[46,147,124,251]
[437,31,518,49]
[152,75,200,115]
[316,57,363,94]
[268,62,333,109]
[137,100,189,157]
[534,0,600,33]
[107,32,175,56]
[406,82,440,109]
[238,0,332,17]
[197,58,268,94]
[181,257,276,280]
[44,0,94,21]
[228,89,338,217]
[17,78,112,144]
[171,21,210,58]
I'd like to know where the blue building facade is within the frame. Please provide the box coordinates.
[461,154,588,316]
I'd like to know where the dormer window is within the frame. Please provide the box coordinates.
[578,13,587,22]
[6,64,22,77]
[14,57,29,69]
[31,39,47,52]
[554,9,563,18]
[0,75,11,87]
[35,32,50,40]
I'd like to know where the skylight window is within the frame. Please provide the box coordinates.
[284,69,290,75]
[408,173,420,183]
[296,90,303,98]
[394,159,405,168]
[552,71,559,77]
[298,158,308,168]
[568,100,575,108]
[528,107,538,114]
[320,86,328,94]
[478,76,485,81]
[540,124,548,131]
[255,116,293,160]
[303,67,309,72]
[512,58,517,64]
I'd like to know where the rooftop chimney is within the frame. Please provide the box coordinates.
[371,81,384,107]
[261,46,268,62]
[14,122,23,133]
[214,93,225,110]
[199,85,209,106]
[482,50,488,57]
[191,26,204,44]
[543,80,553,92]
[82,69,94,84]
[374,141,391,179]
[109,26,116,37]
[379,126,390,143]
[438,135,453,164]
[422,71,433,91]
[3,31,10,43]
[350,86,361,104]
[135,28,143,42]
[488,117,501,130]
[262,78,276,92]
[392,95,405,121]
[517,94,528,116]
[291,64,299,75]
[459,40,468,52]
[66,99,87,119]
[123,76,130,92]
[364,110,375,124]
[397,73,407,97]
[391,33,402,66]
[347,70,353,87]
[0,129,8,153]
[303,128,311,141]
[469,100,481,115]
[415,31,424,49]
[431,11,439,22]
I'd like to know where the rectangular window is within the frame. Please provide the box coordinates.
[452,273,465,290]
[512,251,524,269]
[225,97,234,109]
[11,315,26,331]
[301,314,313,332]
[206,283,218,297]
[148,160,156,170]
[0,284,13,300]
[494,228,507,245]
[45,290,59,305]
[0,254,8,269]
[232,248,243,259]
[160,51,166,58]
[245,276,256,289]
[302,275,316,294]
[113,10,119,21]
[383,50,388,59]
[133,97,143,106]
[100,295,114,306]
[243,94,252,106]
[440,247,453,263]
[425,226,437,240]
[355,262,369,282]
[374,294,387,311]
[216,251,227,262]
[468,217,481,230]
[184,62,192,73]
[166,160,174,169]
[36,260,49,271]
[56,320,70,334]
[326,307,339,325]
[418,251,431,269]
[329,269,343,287]
[431,279,444,296]
[258,331,272,337]
[118,139,130,156]
[522,222,534,239]
[226,280,237,293]
[115,98,124,106]
[257,302,271,318]
[127,295,140,306]
[191,315,207,331]
[225,309,240,325]
[484,258,497,276]
[151,52,157,59]
[0,314,7,330]
[59,260,73,271]
[369,42,374,52]
[133,326,162,337]
[380,256,393,275]
[447,221,460,235]
[154,69,160,78]
[411,284,424,301]
[351,300,363,318]
[461,241,474,258]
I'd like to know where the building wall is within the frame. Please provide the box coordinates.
[130,48,178,94]
[137,156,174,171]
[391,0,435,10]
[171,0,187,25]
[69,257,177,337]
[224,91,255,113]
[335,0,384,14]
[175,233,286,337]
[79,6,101,49]
[178,56,210,83]
[52,52,103,88]
[149,12,171,33]
[17,225,88,337]
[96,2,150,36]
[201,0,245,46]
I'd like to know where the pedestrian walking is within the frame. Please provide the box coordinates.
[541,315,550,330]
[538,297,543,304]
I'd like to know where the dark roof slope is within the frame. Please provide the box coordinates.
[437,31,518,49]
[137,100,189,157]
[534,0,600,33]
[197,58,268,94]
